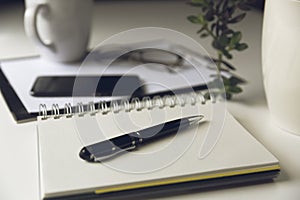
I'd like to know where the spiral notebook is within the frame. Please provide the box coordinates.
[37,93,280,200]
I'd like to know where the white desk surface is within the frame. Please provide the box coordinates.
[0,1,300,200]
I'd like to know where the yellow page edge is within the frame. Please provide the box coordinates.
[95,165,280,194]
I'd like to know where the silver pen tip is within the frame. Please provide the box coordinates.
[188,115,204,126]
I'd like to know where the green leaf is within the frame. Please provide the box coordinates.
[227,6,236,16]
[222,50,233,59]
[230,31,242,47]
[229,13,246,23]
[223,28,234,35]
[205,10,215,21]
[222,77,230,85]
[219,24,228,32]
[188,15,207,25]
[212,40,222,51]
[235,43,248,51]
[228,85,243,93]
[200,33,209,38]
[219,34,230,46]
[229,76,247,85]
[198,14,207,25]
[187,15,201,24]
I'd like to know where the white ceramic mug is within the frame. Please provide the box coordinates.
[262,0,300,135]
[24,0,93,62]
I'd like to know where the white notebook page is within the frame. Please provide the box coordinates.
[37,100,279,199]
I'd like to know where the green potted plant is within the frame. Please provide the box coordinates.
[187,0,253,99]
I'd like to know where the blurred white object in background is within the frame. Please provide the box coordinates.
[262,0,300,135]
[24,0,93,62]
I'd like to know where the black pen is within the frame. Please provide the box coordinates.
[79,115,203,162]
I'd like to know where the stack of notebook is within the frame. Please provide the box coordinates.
[37,94,280,200]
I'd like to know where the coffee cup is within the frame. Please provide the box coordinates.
[24,0,93,62]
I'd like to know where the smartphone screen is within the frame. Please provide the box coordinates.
[30,75,144,97]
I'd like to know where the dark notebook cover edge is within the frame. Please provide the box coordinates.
[0,66,38,123]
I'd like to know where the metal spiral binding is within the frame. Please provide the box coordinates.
[121,99,131,112]
[153,96,164,108]
[38,92,210,119]
[51,104,60,119]
[76,103,85,116]
[39,104,47,120]
[176,95,186,107]
[131,97,143,111]
[88,102,97,116]
[64,103,73,118]
[99,101,110,114]
[111,100,121,113]
[163,95,176,107]
[142,96,153,110]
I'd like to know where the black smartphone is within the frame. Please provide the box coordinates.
[30,75,144,97]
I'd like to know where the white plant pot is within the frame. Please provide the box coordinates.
[262,0,300,135]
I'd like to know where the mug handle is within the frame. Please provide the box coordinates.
[24,4,54,49]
